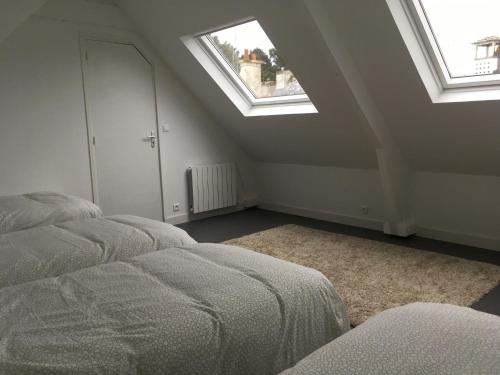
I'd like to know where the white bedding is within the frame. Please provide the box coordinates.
[0,243,350,375]
[280,303,500,375]
[0,215,196,288]
[0,192,102,234]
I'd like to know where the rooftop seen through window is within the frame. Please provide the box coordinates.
[419,0,500,79]
[204,20,307,99]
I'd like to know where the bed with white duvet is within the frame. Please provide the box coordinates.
[0,214,196,288]
[280,303,500,375]
[0,191,102,234]
[0,243,350,375]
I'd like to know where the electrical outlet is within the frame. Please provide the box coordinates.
[173,203,180,212]
[361,205,369,215]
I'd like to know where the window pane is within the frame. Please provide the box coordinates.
[420,0,500,78]
[205,20,306,98]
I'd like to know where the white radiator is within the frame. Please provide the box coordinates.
[188,163,237,214]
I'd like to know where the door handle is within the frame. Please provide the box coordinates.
[146,131,156,148]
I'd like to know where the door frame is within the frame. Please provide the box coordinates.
[79,33,166,221]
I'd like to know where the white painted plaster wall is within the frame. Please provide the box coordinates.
[413,172,500,251]
[0,0,47,45]
[257,164,500,250]
[0,0,257,221]
[256,163,386,230]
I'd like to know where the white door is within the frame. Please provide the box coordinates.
[84,40,163,220]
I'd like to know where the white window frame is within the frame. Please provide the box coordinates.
[181,19,318,116]
[387,0,500,103]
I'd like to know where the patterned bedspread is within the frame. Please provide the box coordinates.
[0,243,350,374]
[280,303,500,375]
[0,191,102,234]
[0,215,196,288]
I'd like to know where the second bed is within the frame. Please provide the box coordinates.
[0,214,196,288]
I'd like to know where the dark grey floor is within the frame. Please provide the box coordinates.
[178,207,500,317]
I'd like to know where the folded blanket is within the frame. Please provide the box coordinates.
[0,215,196,288]
[0,243,350,375]
[0,191,102,234]
[280,303,500,375]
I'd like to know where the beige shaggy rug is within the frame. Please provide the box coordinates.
[224,225,500,326]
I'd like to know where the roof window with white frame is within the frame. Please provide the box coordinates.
[388,0,500,102]
[182,19,317,116]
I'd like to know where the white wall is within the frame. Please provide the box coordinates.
[257,163,386,230]
[155,62,257,221]
[0,0,256,221]
[413,172,500,251]
[257,163,500,251]
[0,9,94,199]
[0,0,47,45]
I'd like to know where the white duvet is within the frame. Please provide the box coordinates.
[0,215,196,288]
[0,244,350,375]
[0,192,102,234]
[280,303,500,375]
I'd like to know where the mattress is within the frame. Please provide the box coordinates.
[280,303,500,375]
[0,191,102,234]
[0,243,350,375]
[0,214,196,288]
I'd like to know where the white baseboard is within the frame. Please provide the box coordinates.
[165,204,246,226]
[168,201,499,252]
[416,226,500,252]
[259,202,499,252]
[258,202,385,231]
[165,213,190,225]
[383,219,417,237]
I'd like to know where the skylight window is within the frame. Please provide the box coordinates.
[182,19,317,116]
[418,0,500,80]
[390,0,500,103]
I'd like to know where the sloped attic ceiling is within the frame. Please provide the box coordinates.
[117,0,378,169]
[323,0,500,176]
[118,0,500,176]
[0,0,48,45]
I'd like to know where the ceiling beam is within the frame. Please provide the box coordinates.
[0,0,48,46]
[304,0,415,236]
